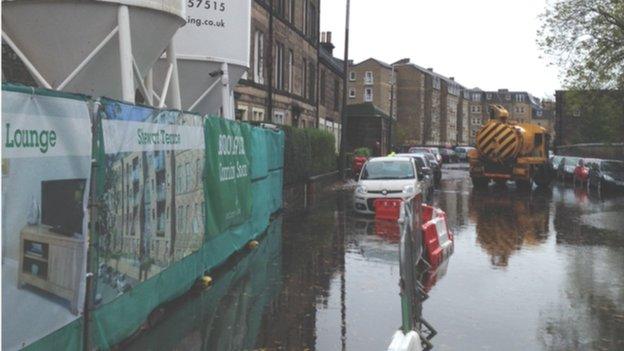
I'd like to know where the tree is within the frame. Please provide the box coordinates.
[538,0,624,89]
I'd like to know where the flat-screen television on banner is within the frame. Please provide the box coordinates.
[41,178,86,236]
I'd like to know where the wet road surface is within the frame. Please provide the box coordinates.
[127,165,624,351]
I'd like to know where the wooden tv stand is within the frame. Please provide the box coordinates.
[18,224,84,315]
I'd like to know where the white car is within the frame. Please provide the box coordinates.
[353,156,422,215]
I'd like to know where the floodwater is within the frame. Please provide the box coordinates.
[126,167,624,351]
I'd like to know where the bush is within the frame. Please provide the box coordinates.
[283,126,337,185]
[354,147,372,157]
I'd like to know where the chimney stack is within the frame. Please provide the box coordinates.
[320,31,335,56]
[450,77,455,81]
[427,68,433,72]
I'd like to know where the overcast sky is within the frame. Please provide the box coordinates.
[321,0,561,99]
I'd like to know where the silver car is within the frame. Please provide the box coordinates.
[397,153,434,203]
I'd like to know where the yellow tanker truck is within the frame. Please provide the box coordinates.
[468,105,552,190]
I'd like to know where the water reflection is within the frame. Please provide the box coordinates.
[470,189,550,267]
[124,217,283,351]
[539,185,624,350]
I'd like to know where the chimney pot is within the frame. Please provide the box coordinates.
[427,68,433,72]
[326,31,332,44]
[450,77,455,81]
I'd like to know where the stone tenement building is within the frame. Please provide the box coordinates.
[347,58,397,118]
[318,32,344,150]
[467,89,546,145]
[392,59,469,147]
[235,0,320,128]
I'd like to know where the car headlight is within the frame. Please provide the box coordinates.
[402,185,415,194]
[356,185,367,194]
[603,174,614,181]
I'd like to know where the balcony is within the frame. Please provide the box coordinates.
[154,152,166,172]
[157,184,166,202]
[132,168,140,184]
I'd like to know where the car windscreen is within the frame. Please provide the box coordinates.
[361,160,415,180]
[602,161,624,174]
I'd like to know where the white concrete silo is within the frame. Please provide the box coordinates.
[2,0,186,103]
[151,0,251,118]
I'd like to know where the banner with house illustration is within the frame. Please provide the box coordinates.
[97,98,206,305]
[203,116,253,237]
[1,84,91,351]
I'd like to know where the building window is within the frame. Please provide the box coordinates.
[486,93,492,100]
[349,71,356,81]
[275,42,284,90]
[288,49,293,93]
[273,110,285,124]
[364,88,373,102]
[253,30,264,84]
[349,88,356,98]
[334,78,340,111]
[520,107,526,113]
[302,0,308,35]
[276,0,285,17]
[320,70,326,105]
[252,107,265,122]
[289,0,295,23]
[536,109,542,116]
[237,105,249,121]
[505,94,511,101]
[364,71,373,84]
[515,94,525,102]
[472,93,480,101]
[303,58,308,98]
[308,61,316,102]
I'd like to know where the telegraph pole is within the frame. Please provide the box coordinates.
[338,0,351,179]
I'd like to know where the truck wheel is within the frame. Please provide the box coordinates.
[494,179,507,187]
[515,179,532,191]
[472,177,489,189]
[534,167,552,188]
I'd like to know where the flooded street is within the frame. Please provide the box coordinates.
[127,166,624,351]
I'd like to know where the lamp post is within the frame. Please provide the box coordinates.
[338,0,351,179]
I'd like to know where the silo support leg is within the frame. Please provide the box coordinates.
[1,31,51,89]
[118,5,134,103]
[165,41,181,109]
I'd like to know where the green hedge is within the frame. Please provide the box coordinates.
[283,126,336,185]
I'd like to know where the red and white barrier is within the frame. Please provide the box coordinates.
[373,200,454,268]
[421,205,453,267]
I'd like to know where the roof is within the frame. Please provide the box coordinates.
[319,45,345,76]
[345,102,390,119]
[352,57,392,69]
[368,156,413,162]
[482,90,542,110]
[393,61,465,92]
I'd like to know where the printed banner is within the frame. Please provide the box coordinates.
[1,87,91,351]
[204,117,252,236]
[97,99,206,305]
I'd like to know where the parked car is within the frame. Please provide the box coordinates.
[559,156,581,181]
[440,148,458,163]
[409,151,441,187]
[573,159,590,187]
[353,156,422,215]
[397,153,434,203]
[409,147,443,165]
[588,159,624,192]
[550,155,564,176]
[455,146,475,162]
